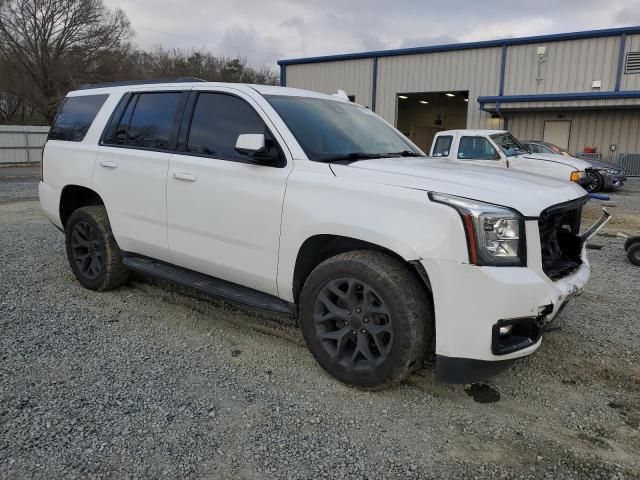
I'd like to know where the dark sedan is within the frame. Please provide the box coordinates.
[522,140,627,193]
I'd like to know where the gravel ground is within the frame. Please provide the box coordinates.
[1,174,639,479]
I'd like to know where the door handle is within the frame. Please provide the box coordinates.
[173,172,197,182]
[100,160,118,169]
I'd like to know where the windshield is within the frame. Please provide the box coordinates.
[490,133,528,157]
[265,95,423,162]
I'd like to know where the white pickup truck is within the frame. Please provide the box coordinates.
[430,129,591,187]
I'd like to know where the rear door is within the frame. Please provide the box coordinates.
[93,89,188,261]
[166,87,292,296]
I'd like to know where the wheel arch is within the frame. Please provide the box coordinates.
[290,234,433,306]
[59,185,105,228]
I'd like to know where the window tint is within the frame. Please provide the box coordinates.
[126,93,182,150]
[187,93,268,160]
[432,136,453,156]
[457,136,498,160]
[49,95,108,142]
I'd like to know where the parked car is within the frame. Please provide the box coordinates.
[40,81,609,388]
[431,130,591,187]
[521,140,627,193]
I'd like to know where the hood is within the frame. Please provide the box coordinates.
[515,152,592,170]
[580,158,626,172]
[331,157,586,217]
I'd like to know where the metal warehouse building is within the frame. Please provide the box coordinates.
[278,26,640,167]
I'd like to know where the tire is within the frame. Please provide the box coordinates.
[585,171,604,193]
[65,206,129,291]
[628,243,640,267]
[624,236,640,252]
[298,250,433,388]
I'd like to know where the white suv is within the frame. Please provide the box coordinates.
[39,80,609,387]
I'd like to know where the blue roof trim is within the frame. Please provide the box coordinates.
[477,91,640,104]
[277,26,640,66]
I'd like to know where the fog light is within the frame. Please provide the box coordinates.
[499,325,513,336]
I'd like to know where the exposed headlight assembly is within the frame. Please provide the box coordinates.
[601,168,622,175]
[429,192,525,267]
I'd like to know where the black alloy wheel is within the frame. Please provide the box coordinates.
[313,277,393,370]
[70,221,103,280]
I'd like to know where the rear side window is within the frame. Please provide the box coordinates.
[432,136,452,156]
[127,93,182,150]
[458,136,498,160]
[102,92,183,150]
[49,95,108,142]
[186,93,268,161]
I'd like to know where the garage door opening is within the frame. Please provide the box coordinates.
[396,91,468,153]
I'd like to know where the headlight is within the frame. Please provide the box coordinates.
[429,192,525,266]
[601,168,622,175]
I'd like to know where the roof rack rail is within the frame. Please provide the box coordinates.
[78,77,207,90]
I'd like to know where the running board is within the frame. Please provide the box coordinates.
[122,256,294,315]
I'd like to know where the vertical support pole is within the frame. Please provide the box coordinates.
[615,33,627,92]
[371,57,378,112]
[24,131,30,164]
[279,64,286,87]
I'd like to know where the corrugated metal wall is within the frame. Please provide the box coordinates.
[374,48,502,128]
[504,36,621,95]
[508,110,640,159]
[0,126,49,164]
[284,59,374,108]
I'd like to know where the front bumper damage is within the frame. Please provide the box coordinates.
[428,207,611,384]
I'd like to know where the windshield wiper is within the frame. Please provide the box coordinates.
[315,152,387,164]
[386,150,424,157]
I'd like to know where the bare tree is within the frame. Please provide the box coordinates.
[0,0,133,121]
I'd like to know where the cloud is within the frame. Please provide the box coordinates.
[108,0,640,69]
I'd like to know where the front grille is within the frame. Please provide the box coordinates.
[538,197,587,280]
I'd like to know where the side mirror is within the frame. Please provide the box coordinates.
[235,134,266,155]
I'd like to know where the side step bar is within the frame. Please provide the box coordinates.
[122,255,295,315]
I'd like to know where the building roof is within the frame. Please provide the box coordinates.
[278,26,640,66]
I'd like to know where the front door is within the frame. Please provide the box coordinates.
[455,135,507,168]
[166,89,291,296]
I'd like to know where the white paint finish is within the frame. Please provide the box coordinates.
[285,58,373,107]
[430,129,589,183]
[40,81,598,369]
[504,36,621,95]
[543,120,572,150]
[167,86,293,296]
[375,48,502,129]
[93,146,173,262]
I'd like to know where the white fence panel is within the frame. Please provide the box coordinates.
[0,126,50,164]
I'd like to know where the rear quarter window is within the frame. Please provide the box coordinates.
[49,95,109,142]
[432,136,453,156]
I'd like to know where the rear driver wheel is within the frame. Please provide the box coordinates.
[299,251,433,388]
[65,206,129,291]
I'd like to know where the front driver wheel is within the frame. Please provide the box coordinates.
[65,206,129,291]
[299,251,433,388]
[585,171,604,193]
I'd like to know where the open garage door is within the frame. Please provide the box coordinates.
[396,91,468,153]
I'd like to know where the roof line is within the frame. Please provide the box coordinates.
[477,91,640,103]
[278,26,640,66]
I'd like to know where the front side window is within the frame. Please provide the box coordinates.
[126,93,182,150]
[49,94,108,142]
[432,136,453,157]
[457,136,499,160]
[266,95,421,161]
[186,93,271,161]
[490,133,528,157]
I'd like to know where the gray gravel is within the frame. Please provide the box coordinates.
[1,174,639,479]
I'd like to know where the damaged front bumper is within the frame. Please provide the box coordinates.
[425,208,611,384]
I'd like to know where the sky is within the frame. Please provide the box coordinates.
[105,0,640,70]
